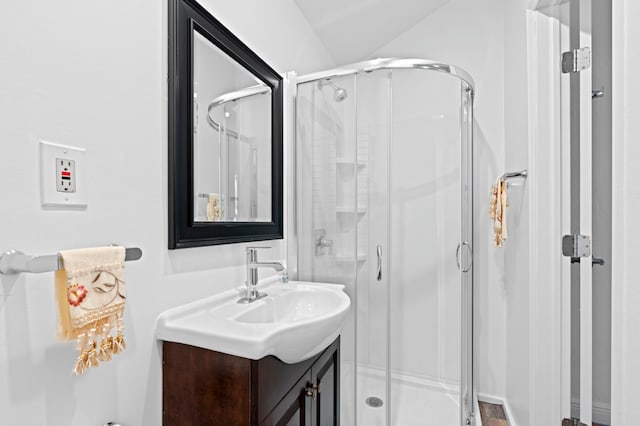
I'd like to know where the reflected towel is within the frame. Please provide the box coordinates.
[55,246,126,374]
[489,178,509,247]
[207,193,221,221]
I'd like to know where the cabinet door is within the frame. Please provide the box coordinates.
[311,340,340,426]
[261,371,312,426]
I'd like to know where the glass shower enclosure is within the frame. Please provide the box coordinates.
[294,58,474,425]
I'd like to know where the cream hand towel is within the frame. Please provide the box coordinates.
[500,179,509,243]
[55,246,126,375]
[489,178,509,247]
[206,193,221,221]
[489,178,499,221]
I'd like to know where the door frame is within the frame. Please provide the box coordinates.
[525,4,569,425]
[527,1,605,424]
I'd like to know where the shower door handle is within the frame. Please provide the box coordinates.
[376,245,383,281]
[456,242,473,272]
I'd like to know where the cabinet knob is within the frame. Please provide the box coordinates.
[305,384,318,400]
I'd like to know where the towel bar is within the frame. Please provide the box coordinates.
[0,247,142,275]
[501,169,528,181]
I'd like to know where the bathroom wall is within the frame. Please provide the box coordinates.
[0,1,333,425]
[611,0,640,423]
[373,0,509,400]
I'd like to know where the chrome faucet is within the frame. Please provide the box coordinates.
[238,247,286,304]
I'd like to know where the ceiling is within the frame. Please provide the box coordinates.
[293,0,451,65]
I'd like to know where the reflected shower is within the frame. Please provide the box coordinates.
[318,79,348,102]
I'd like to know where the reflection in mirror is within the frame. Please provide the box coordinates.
[168,0,283,248]
[192,29,272,223]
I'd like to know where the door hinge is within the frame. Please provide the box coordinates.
[562,47,591,73]
[562,234,591,258]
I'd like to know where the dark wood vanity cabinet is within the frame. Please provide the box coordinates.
[163,337,340,426]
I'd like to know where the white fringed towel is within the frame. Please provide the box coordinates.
[55,246,126,375]
[489,178,509,247]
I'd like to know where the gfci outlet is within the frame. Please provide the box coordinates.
[40,141,87,208]
[56,158,76,192]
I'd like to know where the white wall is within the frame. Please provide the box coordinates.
[374,0,508,400]
[0,1,333,425]
[611,0,640,423]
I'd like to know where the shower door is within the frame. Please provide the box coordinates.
[385,69,473,426]
[295,62,474,426]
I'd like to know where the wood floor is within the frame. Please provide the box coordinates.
[479,401,508,426]
[479,403,610,426]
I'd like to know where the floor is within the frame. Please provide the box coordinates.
[479,401,508,426]
[344,367,610,426]
[479,403,610,426]
[356,368,460,426]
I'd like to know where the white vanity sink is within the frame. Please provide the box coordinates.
[156,280,351,363]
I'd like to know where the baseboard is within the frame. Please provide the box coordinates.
[477,393,517,426]
[502,399,517,426]
[571,398,611,425]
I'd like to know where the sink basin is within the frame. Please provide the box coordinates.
[156,280,351,363]
[234,287,342,324]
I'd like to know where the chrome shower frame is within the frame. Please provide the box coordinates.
[291,57,476,426]
[297,57,475,94]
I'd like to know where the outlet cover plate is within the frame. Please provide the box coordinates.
[40,141,87,208]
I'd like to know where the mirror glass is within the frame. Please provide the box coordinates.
[169,0,283,248]
[192,28,272,223]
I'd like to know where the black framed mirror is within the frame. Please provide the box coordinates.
[168,0,283,248]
